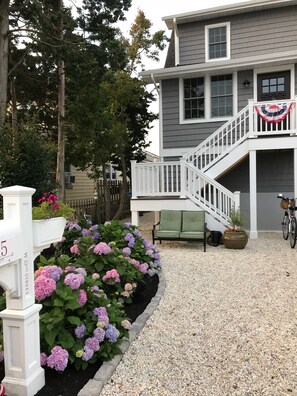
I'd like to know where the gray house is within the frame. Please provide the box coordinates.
[131,0,297,238]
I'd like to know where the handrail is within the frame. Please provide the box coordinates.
[186,105,250,171]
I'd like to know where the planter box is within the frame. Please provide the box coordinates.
[33,217,66,248]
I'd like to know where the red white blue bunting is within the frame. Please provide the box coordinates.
[254,102,294,123]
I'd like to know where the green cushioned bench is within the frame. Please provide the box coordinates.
[152,210,207,252]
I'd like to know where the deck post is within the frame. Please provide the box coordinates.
[131,160,137,199]
[180,157,186,198]
[248,99,255,137]
[249,150,258,239]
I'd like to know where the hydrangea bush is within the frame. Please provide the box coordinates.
[0,220,161,373]
[36,219,161,372]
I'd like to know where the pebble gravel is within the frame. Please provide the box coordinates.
[98,214,297,396]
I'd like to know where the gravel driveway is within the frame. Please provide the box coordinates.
[99,213,297,396]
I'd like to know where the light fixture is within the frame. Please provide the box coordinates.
[243,79,251,88]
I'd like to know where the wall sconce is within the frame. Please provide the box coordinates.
[243,79,251,88]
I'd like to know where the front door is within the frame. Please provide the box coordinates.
[257,71,291,101]
[257,71,291,131]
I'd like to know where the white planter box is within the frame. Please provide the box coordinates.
[32,217,66,248]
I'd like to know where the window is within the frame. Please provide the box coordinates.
[206,22,230,61]
[181,74,234,122]
[211,75,233,117]
[184,77,204,119]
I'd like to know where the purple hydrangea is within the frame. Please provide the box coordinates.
[139,263,149,274]
[93,328,106,343]
[92,232,101,240]
[75,324,86,339]
[133,229,142,237]
[70,244,80,255]
[124,233,135,248]
[40,265,63,281]
[93,307,107,317]
[90,225,98,231]
[81,228,91,236]
[85,337,100,352]
[105,324,119,343]
[64,273,85,290]
[47,346,69,372]
[82,346,94,361]
[67,222,82,231]
[122,247,131,255]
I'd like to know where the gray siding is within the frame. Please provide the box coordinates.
[217,151,294,230]
[162,79,223,149]
[237,70,253,111]
[178,6,297,66]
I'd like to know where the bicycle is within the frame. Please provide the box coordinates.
[277,194,297,248]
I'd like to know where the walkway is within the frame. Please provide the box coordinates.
[85,213,297,395]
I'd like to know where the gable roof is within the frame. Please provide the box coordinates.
[163,0,297,29]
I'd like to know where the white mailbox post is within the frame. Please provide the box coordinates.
[0,185,58,396]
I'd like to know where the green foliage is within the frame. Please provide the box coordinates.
[0,118,56,204]
[32,201,74,220]
[229,209,245,228]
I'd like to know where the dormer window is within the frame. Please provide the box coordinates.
[205,22,230,62]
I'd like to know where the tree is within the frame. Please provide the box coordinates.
[0,0,9,128]
[0,116,56,204]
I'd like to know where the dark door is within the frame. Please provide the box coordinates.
[257,71,291,101]
[257,71,291,131]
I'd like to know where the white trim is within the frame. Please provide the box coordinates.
[179,71,236,124]
[173,18,180,66]
[160,147,193,159]
[159,81,164,155]
[253,64,295,101]
[205,22,231,62]
[140,50,297,84]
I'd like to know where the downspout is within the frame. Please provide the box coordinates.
[151,74,160,95]
[173,17,180,66]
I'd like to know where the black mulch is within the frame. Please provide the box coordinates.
[5,274,159,396]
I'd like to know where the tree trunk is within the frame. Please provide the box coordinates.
[0,0,9,128]
[56,0,65,201]
[10,77,18,143]
[102,164,111,221]
[112,155,128,220]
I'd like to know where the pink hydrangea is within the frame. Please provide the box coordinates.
[78,290,87,306]
[70,244,80,255]
[64,273,85,290]
[40,353,47,366]
[139,263,149,274]
[93,242,112,255]
[35,275,56,301]
[47,346,69,372]
[102,269,120,285]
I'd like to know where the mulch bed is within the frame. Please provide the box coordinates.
[4,274,159,396]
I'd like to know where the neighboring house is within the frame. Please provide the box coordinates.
[131,0,297,238]
[65,165,121,202]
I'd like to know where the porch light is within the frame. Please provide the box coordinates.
[243,79,251,88]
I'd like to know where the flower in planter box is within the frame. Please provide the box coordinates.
[32,192,74,220]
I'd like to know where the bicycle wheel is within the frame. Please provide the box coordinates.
[290,217,297,248]
[282,213,289,240]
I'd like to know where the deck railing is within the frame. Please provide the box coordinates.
[131,97,297,224]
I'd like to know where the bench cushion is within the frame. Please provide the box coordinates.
[155,230,180,239]
[159,210,182,231]
[182,211,205,232]
[179,231,205,239]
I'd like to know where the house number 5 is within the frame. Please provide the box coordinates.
[1,240,7,257]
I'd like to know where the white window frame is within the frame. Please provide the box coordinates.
[179,72,237,124]
[205,22,231,62]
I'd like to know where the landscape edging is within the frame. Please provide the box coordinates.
[77,270,166,396]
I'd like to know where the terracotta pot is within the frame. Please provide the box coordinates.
[223,230,248,249]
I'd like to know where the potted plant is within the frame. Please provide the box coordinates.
[32,192,74,248]
[222,209,248,249]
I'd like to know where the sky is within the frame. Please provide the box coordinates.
[117,0,249,155]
